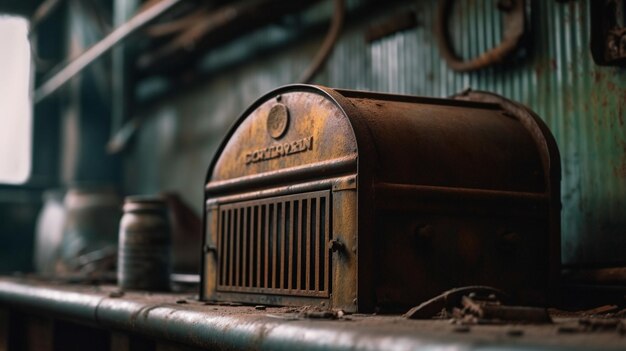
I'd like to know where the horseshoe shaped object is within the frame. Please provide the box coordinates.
[435,0,526,72]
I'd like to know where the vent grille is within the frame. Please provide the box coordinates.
[216,190,331,297]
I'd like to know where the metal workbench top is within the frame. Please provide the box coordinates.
[0,277,623,351]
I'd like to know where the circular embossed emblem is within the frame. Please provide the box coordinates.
[266,103,289,139]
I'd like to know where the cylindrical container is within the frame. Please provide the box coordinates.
[58,185,121,277]
[118,196,171,291]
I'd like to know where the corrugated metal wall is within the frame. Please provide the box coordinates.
[126,0,626,267]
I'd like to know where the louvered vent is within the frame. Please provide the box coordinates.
[216,191,331,297]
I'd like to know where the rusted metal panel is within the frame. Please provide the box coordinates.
[201,85,559,312]
[328,0,624,269]
[202,88,359,309]
[209,92,358,183]
[215,191,330,298]
[329,0,625,269]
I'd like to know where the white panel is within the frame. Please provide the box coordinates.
[0,16,31,184]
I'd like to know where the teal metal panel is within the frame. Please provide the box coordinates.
[129,0,626,267]
[321,0,626,267]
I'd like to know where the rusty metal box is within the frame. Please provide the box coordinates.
[201,85,560,313]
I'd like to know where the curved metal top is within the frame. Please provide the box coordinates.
[205,85,358,188]
[205,84,556,196]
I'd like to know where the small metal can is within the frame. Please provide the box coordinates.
[118,196,171,291]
